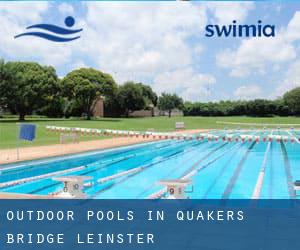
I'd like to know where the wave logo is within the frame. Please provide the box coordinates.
[14,16,82,42]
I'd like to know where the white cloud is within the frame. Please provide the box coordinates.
[58,60,88,79]
[207,2,255,24]
[0,2,212,94]
[234,85,262,100]
[62,61,89,77]
[0,2,48,23]
[153,68,216,101]
[286,11,300,42]
[78,2,207,83]
[4,2,298,102]
[58,3,74,15]
[273,60,300,98]
[217,33,296,77]
[268,11,300,98]
[0,2,78,67]
[216,11,300,78]
[71,61,88,70]
[193,44,204,55]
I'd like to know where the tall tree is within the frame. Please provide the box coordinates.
[283,87,300,115]
[61,68,117,120]
[0,59,8,109]
[158,93,183,118]
[0,61,59,120]
[117,82,146,117]
[138,83,158,106]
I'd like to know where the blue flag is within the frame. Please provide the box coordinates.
[19,124,36,141]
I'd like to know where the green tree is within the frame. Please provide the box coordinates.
[117,82,146,117]
[138,83,158,106]
[0,59,8,109]
[158,93,183,118]
[0,61,59,120]
[273,99,289,116]
[283,87,300,115]
[61,68,117,120]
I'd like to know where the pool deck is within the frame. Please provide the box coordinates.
[0,192,54,199]
[0,129,206,165]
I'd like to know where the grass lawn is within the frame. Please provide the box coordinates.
[1,116,300,149]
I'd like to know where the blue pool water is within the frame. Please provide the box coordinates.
[1,130,299,199]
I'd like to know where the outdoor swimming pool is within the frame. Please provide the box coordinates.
[0,129,300,199]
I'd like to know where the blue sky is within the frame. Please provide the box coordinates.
[1,1,300,102]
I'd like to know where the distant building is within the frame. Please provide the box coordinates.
[128,104,154,117]
[91,96,104,117]
[93,98,183,118]
[129,109,154,117]
[153,108,183,117]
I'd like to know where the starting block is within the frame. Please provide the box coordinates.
[158,179,192,199]
[294,180,300,196]
[53,176,92,199]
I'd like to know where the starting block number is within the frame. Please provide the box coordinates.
[63,183,80,193]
